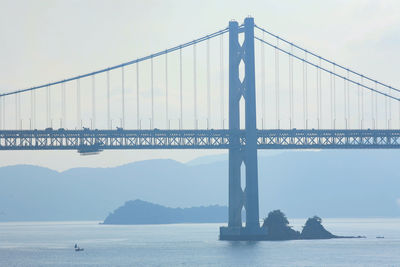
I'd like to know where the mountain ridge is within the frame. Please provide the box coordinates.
[0,150,399,221]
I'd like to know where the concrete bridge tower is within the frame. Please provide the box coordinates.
[220,17,266,240]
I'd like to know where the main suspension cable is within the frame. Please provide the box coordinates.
[255,37,399,102]
[255,25,399,94]
[1,28,229,98]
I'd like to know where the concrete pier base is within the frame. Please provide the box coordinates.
[219,226,268,241]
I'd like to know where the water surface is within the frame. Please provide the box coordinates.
[0,219,399,266]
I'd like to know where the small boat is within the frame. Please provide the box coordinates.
[74,244,84,252]
[376,236,384,239]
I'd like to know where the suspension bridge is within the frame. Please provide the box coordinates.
[1,17,399,240]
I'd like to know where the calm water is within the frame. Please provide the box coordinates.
[0,219,399,266]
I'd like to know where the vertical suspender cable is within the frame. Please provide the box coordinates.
[2,97,5,129]
[357,76,360,129]
[34,91,36,129]
[193,43,197,129]
[33,91,36,129]
[305,53,308,129]
[92,76,95,129]
[316,59,320,129]
[0,97,3,129]
[2,97,4,130]
[207,39,211,129]
[343,73,347,129]
[303,53,308,129]
[31,90,34,129]
[220,35,224,129]
[17,94,20,129]
[122,66,125,128]
[357,77,362,129]
[46,86,50,128]
[275,39,279,129]
[371,84,374,129]
[136,61,140,129]
[15,94,18,129]
[290,46,294,129]
[0,97,2,130]
[347,70,350,129]
[3,97,6,129]
[61,83,66,128]
[106,72,110,129]
[388,86,392,129]
[303,57,306,129]
[165,52,169,129]
[333,64,336,129]
[151,57,154,129]
[30,91,32,129]
[49,86,52,128]
[330,65,333,129]
[374,82,378,129]
[319,57,322,129]
[261,33,266,129]
[315,63,318,130]
[343,78,347,129]
[385,85,388,129]
[179,48,183,130]
[361,76,364,129]
[77,80,81,129]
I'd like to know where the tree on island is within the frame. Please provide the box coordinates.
[261,210,300,240]
[300,216,335,239]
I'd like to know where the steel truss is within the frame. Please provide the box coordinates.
[1,129,400,151]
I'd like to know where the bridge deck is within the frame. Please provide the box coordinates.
[1,129,400,152]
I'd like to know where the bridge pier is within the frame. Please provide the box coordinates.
[220,17,266,240]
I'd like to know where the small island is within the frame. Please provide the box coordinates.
[102,199,227,224]
[261,210,364,240]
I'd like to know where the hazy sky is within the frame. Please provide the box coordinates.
[0,0,399,171]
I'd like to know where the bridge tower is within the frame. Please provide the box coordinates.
[220,17,266,240]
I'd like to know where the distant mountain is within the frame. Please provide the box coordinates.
[103,199,227,224]
[0,150,400,221]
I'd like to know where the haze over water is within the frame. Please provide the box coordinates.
[0,218,399,266]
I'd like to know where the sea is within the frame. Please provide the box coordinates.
[0,218,399,267]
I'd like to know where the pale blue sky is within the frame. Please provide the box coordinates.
[0,0,399,170]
